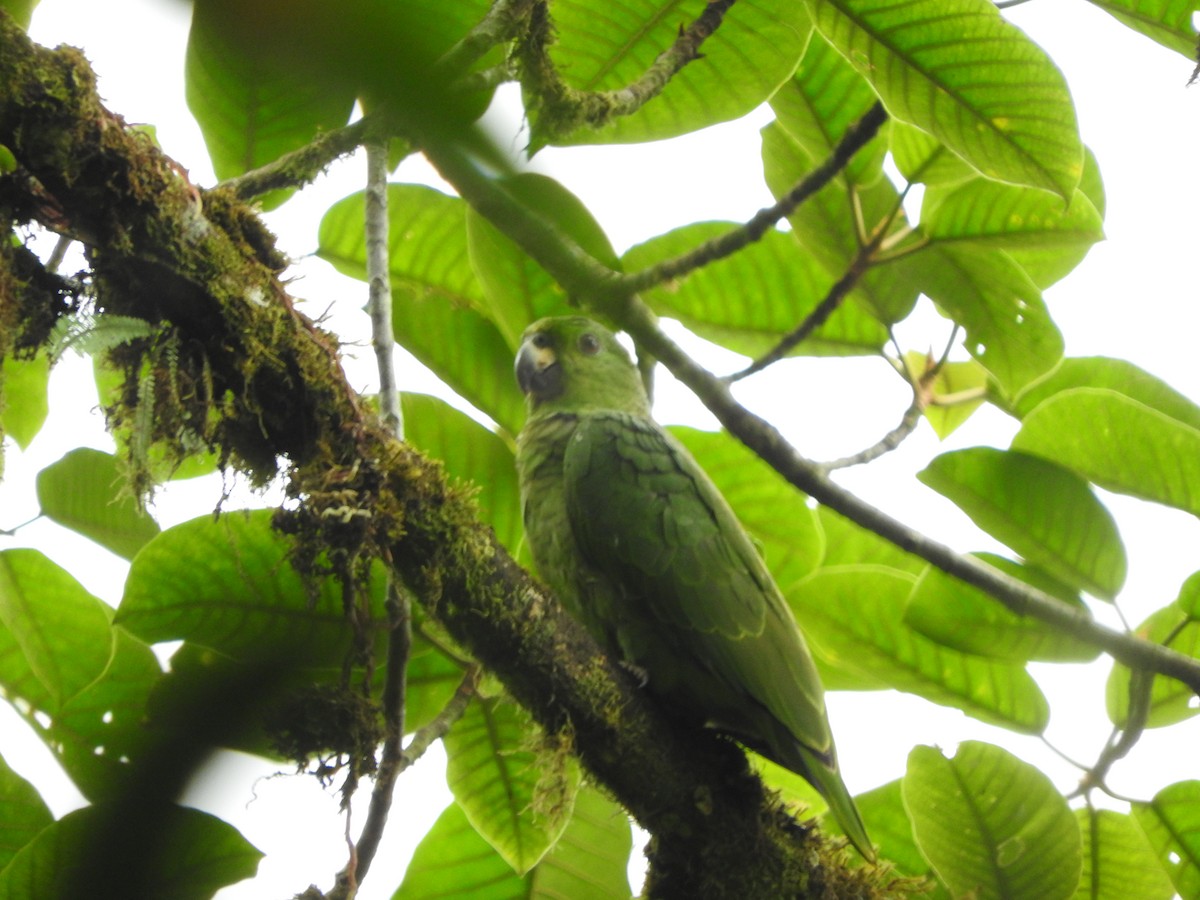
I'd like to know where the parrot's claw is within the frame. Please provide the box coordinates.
[620,659,650,687]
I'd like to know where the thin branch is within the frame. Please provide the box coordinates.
[220,119,376,201]
[621,101,889,296]
[726,241,878,384]
[821,399,923,472]
[365,139,402,437]
[517,0,736,143]
[436,0,536,77]
[400,665,480,771]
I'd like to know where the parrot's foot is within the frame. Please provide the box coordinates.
[619,659,650,687]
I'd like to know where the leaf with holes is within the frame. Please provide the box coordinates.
[904,742,1081,900]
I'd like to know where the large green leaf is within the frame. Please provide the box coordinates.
[444,695,580,875]
[771,32,888,184]
[889,120,976,186]
[527,786,632,899]
[810,0,1082,196]
[396,787,630,899]
[401,393,523,559]
[0,0,37,29]
[904,742,1081,900]
[317,185,525,436]
[761,120,919,325]
[35,448,160,560]
[0,804,261,900]
[1013,357,1200,428]
[1132,781,1200,899]
[536,0,812,146]
[116,509,383,665]
[466,173,618,348]
[0,549,113,713]
[912,244,1063,396]
[1013,387,1200,516]
[1075,807,1175,900]
[921,172,1104,289]
[816,506,927,575]
[672,427,823,590]
[0,353,49,449]
[622,223,888,358]
[918,447,1126,599]
[49,627,163,802]
[788,567,1049,732]
[0,754,52,873]
[1106,575,1200,728]
[906,555,1098,663]
[1084,0,1200,57]
[185,0,354,207]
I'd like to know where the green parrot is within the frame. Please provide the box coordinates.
[514,316,873,860]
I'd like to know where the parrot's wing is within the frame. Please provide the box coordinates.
[563,412,830,753]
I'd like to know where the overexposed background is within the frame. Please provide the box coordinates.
[3,2,1200,896]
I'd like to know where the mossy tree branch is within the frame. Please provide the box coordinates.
[0,16,889,898]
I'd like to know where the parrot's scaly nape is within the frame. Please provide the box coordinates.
[514,315,873,860]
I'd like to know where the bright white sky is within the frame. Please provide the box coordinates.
[4,1,1200,897]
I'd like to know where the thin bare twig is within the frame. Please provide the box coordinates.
[400,665,481,771]
[365,139,402,436]
[622,102,889,297]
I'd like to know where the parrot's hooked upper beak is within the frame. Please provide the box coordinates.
[515,335,564,401]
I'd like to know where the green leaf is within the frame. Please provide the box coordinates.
[444,695,580,875]
[529,786,633,899]
[904,742,1081,900]
[402,393,523,559]
[1013,387,1200,516]
[810,0,1082,196]
[673,427,823,590]
[1133,781,1200,899]
[622,223,888,358]
[901,352,987,439]
[788,567,1049,732]
[398,787,631,899]
[116,509,383,665]
[317,185,525,435]
[905,556,1098,663]
[0,804,261,900]
[0,549,113,713]
[1,353,49,449]
[771,32,887,184]
[1106,582,1200,728]
[761,120,919,324]
[922,172,1104,289]
[1075,807,1175,900]
[395,800,524,898]
[35,448,160,560]
[913,244,1063,396]
[816,506,926,575]
[49,627,162,802]
[1084,0,1200,57]
[0,754,52,872]
[538,0,812,146]
[889,120,976,186]
[0,0,37,29]
[466,173,618,348]
[404,639,468,735]
[1013,357,1200,428]
[185,1,354,208]
[918,447,1126,598]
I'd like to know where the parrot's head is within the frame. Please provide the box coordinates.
[516,317,650,416]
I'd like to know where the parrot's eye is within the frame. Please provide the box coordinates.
[531,332,552,349]
[578,333,601,355]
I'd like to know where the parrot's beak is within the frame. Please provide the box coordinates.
[515,337,564,400]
